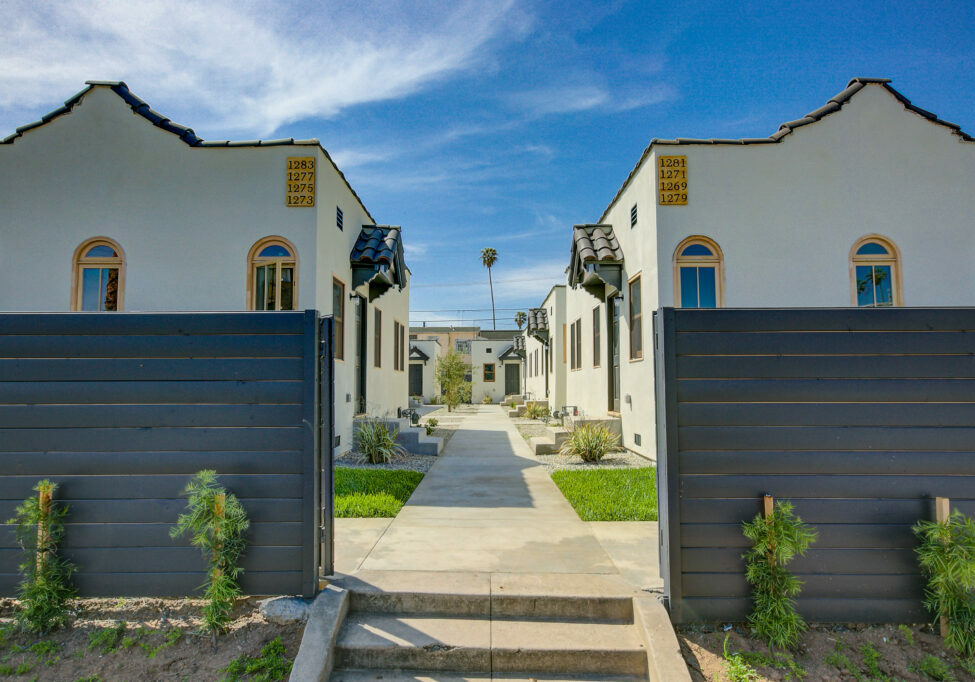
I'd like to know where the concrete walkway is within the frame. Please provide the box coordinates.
[336,404,660,587]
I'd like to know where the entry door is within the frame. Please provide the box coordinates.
[409,364,423,396]
[505,363,520,395]
[353,295,367,414]
[608,296,621,412]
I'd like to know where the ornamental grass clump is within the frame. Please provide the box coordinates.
[355,419,407,464]
[8,480,76,633]
[524,401,549,420]
[170,471,249,635]
[741,500,817,649]
[914,509,975,658]
[559,424,620,463]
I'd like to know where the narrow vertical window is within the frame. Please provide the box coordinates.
[575,319,582,368]
[629,275,643,360]
[374,308,382,368]
[484,363,496,382]
[593,306,601,367]
[72,238,125,311]
[569,321,577,370]
[336,206,344,231]
[674,236,724,308]
[562,324,567,364]
[332,279,345,360]
[249,237,297,311]
[399,322,405,371]
[850,236,901,307]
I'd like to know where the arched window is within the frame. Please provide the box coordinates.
[850,235,902,307]
[674,236,724,308]
[72,237,125,311]
[248,237,298,310]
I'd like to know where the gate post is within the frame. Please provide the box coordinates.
[318,315,336,581]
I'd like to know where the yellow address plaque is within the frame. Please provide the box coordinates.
[657,155,687,206]
[286,157,316,207]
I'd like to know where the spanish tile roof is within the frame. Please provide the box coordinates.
[527,308,548,334]
[599,77,974,223]
[351,226,402,266]
[1,80,375,223]
[513,335,526,352]
[572,225,623,264]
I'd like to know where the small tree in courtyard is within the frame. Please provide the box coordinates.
[435,349,471,412]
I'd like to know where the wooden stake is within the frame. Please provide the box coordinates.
[35,486,52,576]
[936,496,950,638]
[763,494,774,519]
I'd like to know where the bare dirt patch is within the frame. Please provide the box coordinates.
[0,597,302,681]
[680,622,974,681]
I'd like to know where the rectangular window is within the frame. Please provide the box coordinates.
[679,266,717,308]
[399,322,406,371]
[336,206,344,231]
[562,324,567,363]
[455,339,471,354]
[332,279,345,360]
[570,319,583,370]
[575,319,582,369]
[483,363,496,382]
[393,321,405,371]
[629,275,643,360]
[593,306,601,367]
[630,203,638,228]
[548,343,552,374]
[374,309,382,368]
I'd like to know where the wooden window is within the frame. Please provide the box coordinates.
[674,236,724,308]
[483,363,496,382]
[72,237,125,311]
[569,319,583,370]
[593,306,601,367]
[850,235,902,307]
[336,206,343,231]
[393,321,406,372]
[629,275,643,360]
[547,343,552,374]
[575,319,582,369]
[248,236,297,311]
[332,278,345,360]
[562,324,567,363]
[374,308,382,368]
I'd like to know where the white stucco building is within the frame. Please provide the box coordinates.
[523,286,567,410]
[555,78,975,458]
[408,338,441,402]
[0,80,413,454]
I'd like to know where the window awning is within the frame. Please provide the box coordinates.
[351,226,407,301]
[568,224,624,301]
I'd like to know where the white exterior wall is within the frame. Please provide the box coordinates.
[566,82,975,458]
[469,340,507,403]
[523,286,566,407]
[408,339,441,403]
[0,84,410,455]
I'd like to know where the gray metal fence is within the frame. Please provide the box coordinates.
[0,311,333,598]
[653,307,975,624]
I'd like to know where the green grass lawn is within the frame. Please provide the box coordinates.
[550,467,657,521]
[335,467,424,518]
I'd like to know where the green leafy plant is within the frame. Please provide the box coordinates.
[914,510,975,658]
[559,423,619,463]
[430,394,441,405]
[170,470,249,635]
[219,637,292,681]
[89,622,126,654]
[481,394,493,404]
[910,654,955,681]
[434,349,471,412]
[508,401,517,409]
[722,634,761,681]
[741,500,817,649]
[354,419,407,464]
[424,418,438,436]
[8,480,76,633]
[957,656,975,675]
[524,401,549,420]
[898,624,915,645]
[860,642,887,680]
[736,648,807,680]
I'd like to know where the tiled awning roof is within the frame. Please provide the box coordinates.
[569,225,624,299]
[526,309,549,343]
[351,226,407,301]
[513,335,526,352]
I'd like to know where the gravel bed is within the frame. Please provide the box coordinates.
[335,451,437,473]
[536,448,654,473]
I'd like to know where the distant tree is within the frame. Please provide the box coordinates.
[480,248,499,329]
[514,311,527,329]
[435,349,472,412]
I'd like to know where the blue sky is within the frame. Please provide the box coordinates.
[2,0,973,327]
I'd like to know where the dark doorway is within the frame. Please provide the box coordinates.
[505,363,520,395]
[409,363,423,397]
[353,295,367,414]
[608,296,621,412]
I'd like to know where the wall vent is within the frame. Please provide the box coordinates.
[630,204,638,228]
[336,206,344,231]
[633,433,642,446]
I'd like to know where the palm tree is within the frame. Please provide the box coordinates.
[480,247,499,329]
[514,311,527,329]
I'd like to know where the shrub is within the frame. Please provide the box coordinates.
[559,424,619,463]
[354,419,406,464]
[741,500,817,649]
[8,480,76,633]
[424,418,438,436]
[915,509,975,658]
[170,471,249,635]
[435,350,471,411]
[481,395,493,404]
[430,395,441,405]
[219,636,292,681]
[722,635,761,681]
[524,401,549,420]
[911,654,955,681]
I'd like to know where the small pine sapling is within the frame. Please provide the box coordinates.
[170,471,249,635]
[741,499,817,649]
[8,480,76,633]
[914,509,975,658]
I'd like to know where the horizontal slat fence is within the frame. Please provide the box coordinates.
[653,307,975,624]
[0,311,326,598]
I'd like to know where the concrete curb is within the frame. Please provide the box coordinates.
[289,584,349,682]
[633,596,692,682]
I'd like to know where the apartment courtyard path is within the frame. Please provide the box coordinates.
[301,405,684,681]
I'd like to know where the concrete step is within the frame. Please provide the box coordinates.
[332,671,646,681]
[530,428,570,455]
[394,426,443,455]
[334,613,647,676]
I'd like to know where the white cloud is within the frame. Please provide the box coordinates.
[510,81,676,118]
[0,0,527,136]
